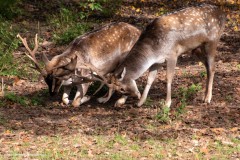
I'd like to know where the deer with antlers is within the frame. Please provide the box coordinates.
[18,22,141,107]
[104,4,226,107]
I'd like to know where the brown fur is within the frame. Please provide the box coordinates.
[45,22,141,107]
[110,4,226,107]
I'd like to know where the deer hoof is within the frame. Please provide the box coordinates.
[62,98,70,105]
[72,100,81,107]
[137,101,143,107]
[203,93,212,103]
[80,96,91,104]
[204,97,211,103]
[97,97,108,103]
[165,100,171,108]
[114,98,126,107]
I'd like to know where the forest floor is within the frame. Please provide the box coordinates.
[0,0,239,159]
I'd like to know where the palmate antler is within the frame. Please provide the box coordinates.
[17,34,47,76]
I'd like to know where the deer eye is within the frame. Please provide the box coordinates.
[120,88,125,93]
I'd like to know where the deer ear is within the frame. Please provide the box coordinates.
[118,67,126,81]
[64,57,77,71]
[42,53,50,65]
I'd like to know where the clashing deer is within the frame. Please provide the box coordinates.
[103,4,226,107]
[18,22,141,107]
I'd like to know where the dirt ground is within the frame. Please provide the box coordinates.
[0,0,239,159]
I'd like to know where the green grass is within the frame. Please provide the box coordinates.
[175,83,202,116]
[1,131,238,160]
[156,104,171,123]
[200,71,207,78]
[144,97,155,106]
[0,92,45,107]
[0,17,20,76]
[48,4,94,45]
[4,92,28,106]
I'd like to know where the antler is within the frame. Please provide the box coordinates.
[17,34,47,76]
[77,63,113,88]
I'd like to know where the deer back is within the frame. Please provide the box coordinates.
[113,4,226,80]
[51,22,141,77]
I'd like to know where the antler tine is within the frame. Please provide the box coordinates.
[75,64,113,88]
[17,33,47,76]
[32,34,39,59]
[17,34,33,55]
[80,63,110,83]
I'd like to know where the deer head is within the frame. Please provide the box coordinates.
[17,34,78,96]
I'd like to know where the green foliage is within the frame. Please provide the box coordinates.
[49,7,90,45]
[1,92,44,107]
[0,0,21,19]
[4,92,28,106]
[0,17,20,76]
[144,97,154,106]
[178,83,202,100]
[79,0,120,18]
[114,134,128,145]
[200,71,207,78]
[156,101,171,123]
[30,95,44,106]
[49,0,122,45]
[53,23,90,45]
[176,83,202,116]
[80,0,103,12]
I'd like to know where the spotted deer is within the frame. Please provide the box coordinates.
[18,22,141,107]
[105,4,226,107]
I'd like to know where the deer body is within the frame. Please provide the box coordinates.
[61,22,141,106]
[111,5,226,107]
[18,22,141,107]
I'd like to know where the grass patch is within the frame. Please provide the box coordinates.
[156,101,171,123]
[175,83,202,116]
[0,92,44,107]
[4,92,28,106]
[200,71,207,78]
[0,17,20,76]
[144,97,154,106]
[49,6,90,45]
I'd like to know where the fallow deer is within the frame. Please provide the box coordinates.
[106,4,226,107]
[18,22,141,107]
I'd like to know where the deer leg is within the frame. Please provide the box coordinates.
[80,83,91,104]
[202,42,217,103]
[166,56,177,107]
[72,83,90,107]
[137,64,160,107]
[72,85,83,107]
[62,86,72,105]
